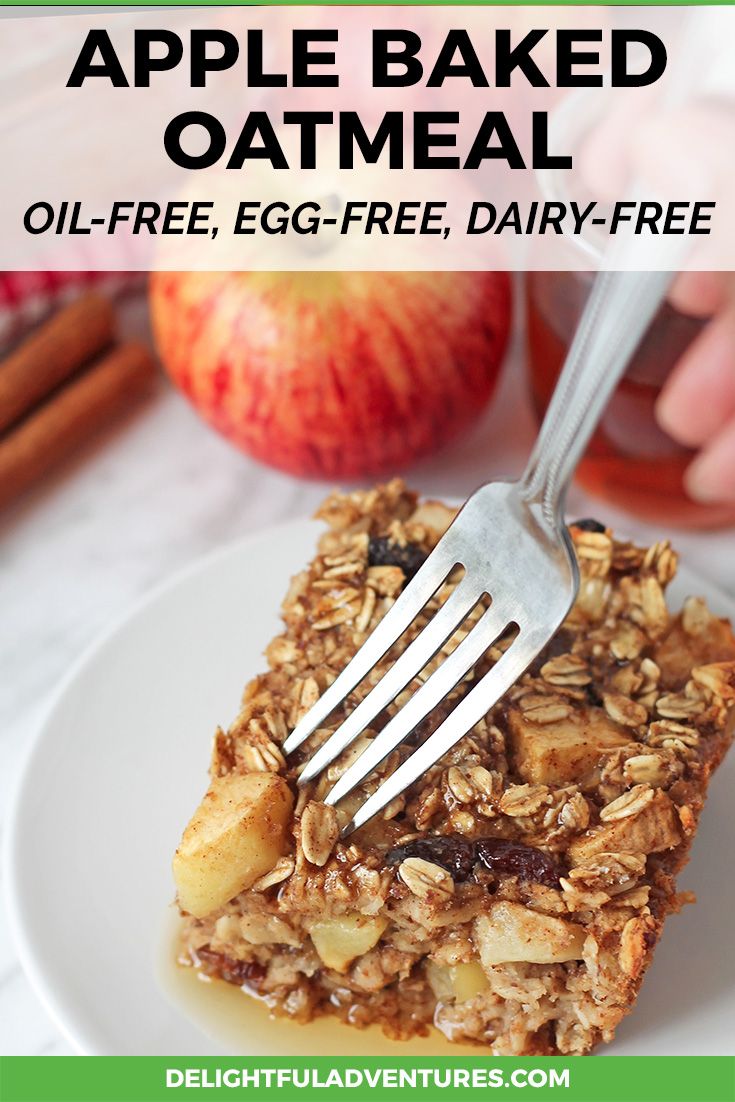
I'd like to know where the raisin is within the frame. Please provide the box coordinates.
[571,517,606,534]
[586,683,605,707]
[241,961,267,991]
[529,627,574,675]
[386,835,564,888]
[475,838,562,888]
[368,537,427,581]
[196,947,266,990]
[385,836,476,881]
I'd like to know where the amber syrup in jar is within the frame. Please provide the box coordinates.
[526,271,735,529]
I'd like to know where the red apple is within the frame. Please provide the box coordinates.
[150,270,511,479]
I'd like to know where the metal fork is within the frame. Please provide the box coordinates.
[283,268,675,836]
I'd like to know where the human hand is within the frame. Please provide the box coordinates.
[656,273,735,504]
[578,95,735,506]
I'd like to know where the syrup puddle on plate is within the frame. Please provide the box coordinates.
[157,910,480,1057]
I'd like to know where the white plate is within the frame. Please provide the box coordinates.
[6,519,735,1056]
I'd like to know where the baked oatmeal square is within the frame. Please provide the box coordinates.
[173,481,735,1055]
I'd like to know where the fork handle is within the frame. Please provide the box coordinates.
[519,268,675,526]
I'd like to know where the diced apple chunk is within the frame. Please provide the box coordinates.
[409,501,458,536]
[474,902,585,966]
[654,608,735,690]
[426,960,489,1003]
[508,706,631,785]
[568,791,681,864]
[309,914,388,973]
[173,772,293,919]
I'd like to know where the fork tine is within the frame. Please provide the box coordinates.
[341,625,549,836]
[282,539,459,756]
[297,578,481,785]
[324,602,510,809]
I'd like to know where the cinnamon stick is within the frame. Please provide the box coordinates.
[0,293,115,434]
[0,341,155,511]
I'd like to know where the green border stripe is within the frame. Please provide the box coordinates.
[2,1057,735,1102]
[2,1,735,7]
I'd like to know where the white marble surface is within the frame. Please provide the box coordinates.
[1,299,734,1055]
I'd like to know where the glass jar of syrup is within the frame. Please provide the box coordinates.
[526,269,735,529]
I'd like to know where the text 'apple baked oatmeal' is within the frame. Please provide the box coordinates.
[174,481,735,1055]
